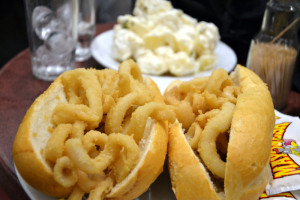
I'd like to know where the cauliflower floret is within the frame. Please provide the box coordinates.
[174,25,196,54]
[112,25,144,61]
[117,15,149,37]
[135,49,168,75]
[143,25,176,50]
[197,53,217,71]
[151,10,184,31]
[196,22,220,51]
[133,0,172,17]
[169,52,196,76]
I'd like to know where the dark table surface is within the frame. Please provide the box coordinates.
[0,23,300,200]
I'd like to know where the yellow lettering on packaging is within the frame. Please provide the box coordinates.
[260,191,295,199]
[270,122,300,178]
[270,153,300,178]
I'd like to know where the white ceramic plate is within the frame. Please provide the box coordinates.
[91,30,237,93]
[15,163,176,200]
[15,164,55,200]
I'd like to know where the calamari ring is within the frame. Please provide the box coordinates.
[55,69,103,129]
[78,72,103,121]
[76,170,105,193]
[221,85,240,104]
[185,122,202,150]
[195,109,220,129]
[125,102,176,142]
[102,94,116,114]
[82,130,108,156]
[118,59,143,83]
[88,177,114,200]
[118,73,136,97]
[65,138,103,174]
[98,133,140,183]
[62,69,103,116]
[198,102,235,179]
[52,103,100,130]
[105,91,152,134]
[205,69,233,96]
[71,121,86,139]
[45,123,72,163]
[191,93,205,114]
[68,186,85,200]
[66,133,139,182]
[179,77,209,98]
[53,156,78,188]
[203,91,222,110]
[96,69,119,113]
[172,100,195,130]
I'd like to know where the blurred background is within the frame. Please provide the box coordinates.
[0,0,299,91]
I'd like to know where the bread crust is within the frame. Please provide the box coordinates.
[225,65,275,199]
[166,65,275,200]
[107,120,168,200]
[13,77,72,197]
[168,122,221,200]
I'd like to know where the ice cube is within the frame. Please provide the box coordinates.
[32,6,58,40]
[35,44,72,66]
[57,1,74,30]
[45,30,74,55]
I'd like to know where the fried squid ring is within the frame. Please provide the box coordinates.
[52,103,100,130]
[125,102,176,142]
[66,133,139,182]
[100,133,140,183]
[88,177,114,200]
[198,102,235,179]
[164,84,181,105]
[53,156,78,188]
[118,73,137,98]
[118,59,143,83]
[68,186,85,200]
[190,93,205,113]
[105,91,152,134]
[185,122,202,150]
[65,138,103,174]
[102,94,116,114]
[62,69,103,121]
[54,69,103,130]
[45,123,72,163]
[71,121,86,139]
[82,130,108,157]
[196,109,220,129]
[179,77,209,97]
[96,69,119,113]
[76,170,105,193]
[78,73,103,121]
[221,85,240,104]
[205,69,233,96]
[202,91,223,110]
[172,100,195,130]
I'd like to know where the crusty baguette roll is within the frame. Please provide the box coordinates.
[13,78,72,197]
[165,65,275,200]
[13,60,175,199]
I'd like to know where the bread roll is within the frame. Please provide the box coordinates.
[165,65,275,200]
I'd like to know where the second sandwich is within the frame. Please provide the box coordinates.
[164,65,275,200]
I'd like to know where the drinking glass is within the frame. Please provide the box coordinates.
[75,0,96,62]
[24,0,79,81]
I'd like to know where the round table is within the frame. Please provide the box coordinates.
[0,23,300,200]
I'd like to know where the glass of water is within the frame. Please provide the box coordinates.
[24,0,78,81]
[75,0,96,62]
